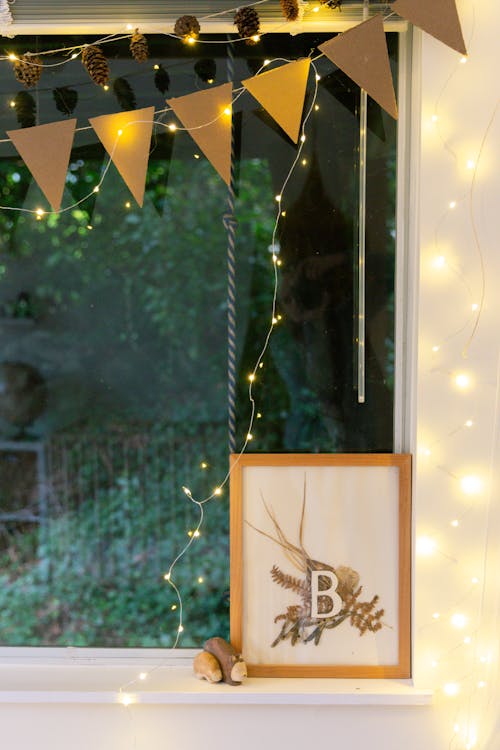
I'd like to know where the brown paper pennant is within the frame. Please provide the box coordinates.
[242,58,311,143]
[7,119,77,212]
[167,83,232,185]
[390,0,466,56]
[319,16,398,120]
[89,106,155,207]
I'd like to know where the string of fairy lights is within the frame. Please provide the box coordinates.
[415,7,500,745]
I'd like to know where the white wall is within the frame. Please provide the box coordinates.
[2,1,499,747]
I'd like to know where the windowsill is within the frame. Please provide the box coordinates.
[0,650,432,706]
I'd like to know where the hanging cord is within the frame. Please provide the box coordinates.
[224,36,238,455]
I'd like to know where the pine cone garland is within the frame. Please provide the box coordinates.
[234,7,261,44]
[130,29,149,63]
[53,87,78,116]
[280,0,299,22]
[81,45,109,86]
[154,64,170,95]
[174,15,200,41]
[321,0,342,9]
[14,53,43,89]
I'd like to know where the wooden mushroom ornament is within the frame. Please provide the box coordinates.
[192,637,247,686]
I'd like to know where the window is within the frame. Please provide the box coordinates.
[0,31,399,647]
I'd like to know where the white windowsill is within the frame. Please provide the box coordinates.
[0,649,432,706]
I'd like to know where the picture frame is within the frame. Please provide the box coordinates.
[230,453,411,678]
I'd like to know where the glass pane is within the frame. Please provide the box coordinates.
[0,33,398,646]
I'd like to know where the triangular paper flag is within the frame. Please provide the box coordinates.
[89,106,155,207]
[391,0,466,56]
[319,16,398,120]
[7,119,77,212]
[167,83,232,185]
[242,59,310,143]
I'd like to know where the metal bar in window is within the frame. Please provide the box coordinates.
[357,87,367,404]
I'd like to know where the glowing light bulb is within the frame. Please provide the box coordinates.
[35,208,45,217]
[71,53,78,59]
[312,5,320,11]
[193,530,200,538]
[315,74,321,81]
[460,56,468,64]
[416,535,436,556]
[460,475,482,495]
[248,373,255,382]
[197,576,204,584]
[93,186,100,193]
[187,530,193,538]
[163,572,171,581]
[247,433,253,440]
[124,201,131,209]
[200,461,208,469]
[117,129,123,136]
[451,519,459,527]
[187,37,196,45]
[301,158,307,166]
[86,224,93,230]
[178,624,184,632]
[432,345,440,352]
[223,107,231,116]
[8,53,17,61]
[207,78,214,84]
[431,114,439,122]
[444,683,459,696]
[171,604,177,611]
[257,412,262,419]
[281,210,286,217]
[432,612,440,620]
[153,64,160,70]
[251,35,260,42]
[465,419,474,427]
[467,159,475,170]
[449,200,457,209]
[314,104,319,111]
[126,24,133,31]
[471,577,479,584]
[182,486,191,496]
[451,613,467,628]
[9,100,15,108]
[464,636,472,644]
[139,672,148,680]
[213,487,222,496]
[103,85,109,91]
[300,134,306,142]
[275,194,282,202]
[120,694,133,706]
[432,255,446,269]
[454,373,470,389]
[168,123,177,132]
[263,59,270,66]
[471,303,479,311]
[194,153,200,159]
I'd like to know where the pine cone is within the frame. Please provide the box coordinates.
[113,77,136,110]
[174,15,200,41]
[14,53,43,89]
[130,29,149,63]
[280,0,299,21]
[13,91,36,128]
[82,45,109,86]
[321,0,342,8]
[194,58,216,84]
[234,7,261,44]
[154,64,170,95]
[53,87,78,116]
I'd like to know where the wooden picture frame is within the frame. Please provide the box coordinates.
[230,453,411,678]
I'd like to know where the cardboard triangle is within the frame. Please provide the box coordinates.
[319,16,398,120]
[7,119,77,212]
[242,58,311,143]
[167,83,232,186]
[89,106,155,207]
[391,0,466,56]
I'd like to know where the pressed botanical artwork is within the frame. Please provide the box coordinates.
[230,454,411,677]
[247,484,385,649]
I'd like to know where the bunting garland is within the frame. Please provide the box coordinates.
[0,0,467,213]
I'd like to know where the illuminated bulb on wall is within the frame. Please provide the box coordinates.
[465,419,474,427]
[460,56,468,64]
[471,577,479,584]
[120,694,134,706]
[451,519,459,527]
[444,683,459,696]
[139,672,148,680]
[464,636,472,644]
[451,613,467,628]
[466,159,475,170]
[454,373,470,389]
[449,200,457,209]
[432,255,446,269]
[416,535,436,556]
[432,612,440,620]
[460,475,483,495]
[471,303,479,311]
[431,113,439,122]
[432,345,440,352]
